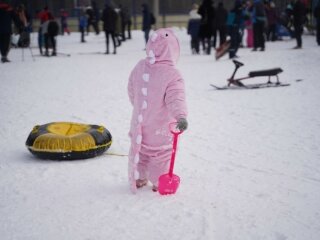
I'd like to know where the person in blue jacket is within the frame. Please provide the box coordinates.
[187,3,201,54]
[79,10,88,43]
[227,0,243,59]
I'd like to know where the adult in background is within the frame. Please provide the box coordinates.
[101,3,117,54]
[60,9,70,35]
[314,0,320,46]
[265,1,278,41]
[15,4,31,48]
[42,13,59,56]
[187,3,201,54]
[227,0,243,59]
[92,1,100,34]
[121,5,132,40]
[141,3,153,44]
[215,1,228,47]
[252,0,267,51]
[38,6,51,55]
[243,0,254,48]
[0,0,19,63]
[198,0,215,54]
[292,0,306,49]
[86,4,99,35]
[79,10,87,43]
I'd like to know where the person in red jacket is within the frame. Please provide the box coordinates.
[37,6,51,55]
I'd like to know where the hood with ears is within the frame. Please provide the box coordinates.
[145,28,180,66]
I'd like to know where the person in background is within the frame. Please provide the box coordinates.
[292,0,306,49]
[0,0,19,63]
[141,3,153,44]
[79,10,87,43]
[16,4,28,30]
[114,7,123,47]
[38,6,51,55]
[101,3,117,54]
[86,4,99,35]
[244,0,254,48]
[60,9,70,35]
[187,3,201,54]
[15,4,31,48]
[227,0,243,58]
[314,0,320,46]
[252,0,267,51]
[265,1,278,41]
[43,13,59,56]
[120,5,131,40]
[198,0,215,54]
[215,1,228,47]
[92,1,100,34]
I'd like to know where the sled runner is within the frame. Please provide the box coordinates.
[211,60,290,90]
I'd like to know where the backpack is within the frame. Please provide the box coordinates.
[18,31,30,48]
[150,13,156,25]
[47,20,59,36]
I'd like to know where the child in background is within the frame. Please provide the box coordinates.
[79,11,87,43]
[127,28,188,193]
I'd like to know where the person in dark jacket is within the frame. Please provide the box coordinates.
[187,3,201,54]
[43,13,59,56]
[265,1,278,41]
[292,0,306,49]
[252,0,267,51]
[314,0,320,46]
[227,0,243,59]
[92,1,100,34]
[86,4,99,35]
[101,3,117,54]
[198,0,215,54]
[141,3,153,44]
[215,2,228,47]
[0,1,19,63]
[120,5,132,40]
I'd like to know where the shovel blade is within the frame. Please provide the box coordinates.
[158,173,180,195]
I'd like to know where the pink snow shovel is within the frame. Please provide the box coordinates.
[158,123,183,195]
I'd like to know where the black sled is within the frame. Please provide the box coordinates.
[211,60,290,90]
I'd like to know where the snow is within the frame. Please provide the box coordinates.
[1,29,320,240]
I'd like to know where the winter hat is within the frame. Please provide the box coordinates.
[189,9,201,19]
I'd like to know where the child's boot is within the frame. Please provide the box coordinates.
[136,179,148,188]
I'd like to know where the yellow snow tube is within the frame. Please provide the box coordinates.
[26,122,112,160]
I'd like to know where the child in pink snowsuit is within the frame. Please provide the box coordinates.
[127,28,188,193]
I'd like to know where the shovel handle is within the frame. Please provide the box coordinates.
[168,122,183,177]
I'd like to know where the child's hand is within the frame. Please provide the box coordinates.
[177,118,188,131]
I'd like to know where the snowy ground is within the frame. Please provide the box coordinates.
[1,29,320,240]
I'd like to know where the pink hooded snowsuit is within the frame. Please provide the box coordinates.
[127,28,188,193]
